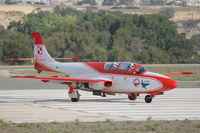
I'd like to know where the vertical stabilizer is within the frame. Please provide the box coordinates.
[32,32,56,72]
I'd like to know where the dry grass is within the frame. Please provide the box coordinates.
[0,4,52,14]
[0,119,200,133]
[144,64,200,81]
[0,4,52,28]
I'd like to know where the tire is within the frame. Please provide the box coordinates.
[71,91,80,102]
[128,93,137,100]
[145,95,153,103]
[71,97,79,102]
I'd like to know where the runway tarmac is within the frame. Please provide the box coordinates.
[0,67,200,123]
[0,87,200,123]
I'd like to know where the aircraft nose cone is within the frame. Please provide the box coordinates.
[166,78,177,89]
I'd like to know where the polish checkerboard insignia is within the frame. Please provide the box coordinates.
[37,46,43,55]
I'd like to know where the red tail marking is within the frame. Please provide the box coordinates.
[32,32,44,45]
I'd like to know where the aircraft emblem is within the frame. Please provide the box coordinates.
[133,78,140,87]
[141,80,150,89]
[37,46,43,55]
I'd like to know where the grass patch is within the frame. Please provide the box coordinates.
[18,122,35,129]
[146,116,152,121]
[51,121,58,125]
[0,120,200,133]
[145,123,159,131]
[74,119,81,125]
[105,118,112,123]
[195,123,200,128]
[0,119,9,127]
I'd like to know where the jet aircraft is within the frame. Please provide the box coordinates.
[10,32,192,103]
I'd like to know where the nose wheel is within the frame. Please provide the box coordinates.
[145,95,154,103]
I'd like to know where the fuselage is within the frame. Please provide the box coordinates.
[36,61,177,95]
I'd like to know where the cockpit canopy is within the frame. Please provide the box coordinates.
[104,62,146,74]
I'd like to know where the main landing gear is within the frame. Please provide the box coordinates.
[128,93,137,100]
[69,90,80,102]
[68,85,80,102]
[145,95,154,103]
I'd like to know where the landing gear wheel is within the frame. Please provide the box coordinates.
[70,90,80,102]
[145,95,154,103]
[128,93,137,100]
[71,97,79,102]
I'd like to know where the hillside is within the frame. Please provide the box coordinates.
[0,4,200,39]
[102,6,200,39]
[0,7,199,65]
[0,4,52,28]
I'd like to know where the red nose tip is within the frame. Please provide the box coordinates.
[166,78,177,89]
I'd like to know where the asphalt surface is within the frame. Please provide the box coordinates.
[0,66,200,123]
[0,88,200,123]
[0,77,65,90]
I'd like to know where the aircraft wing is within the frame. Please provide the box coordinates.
[10,75,110,83]
[11,75,112,94]
[164,72,193,76]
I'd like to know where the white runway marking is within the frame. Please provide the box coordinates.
[0,88,200,122]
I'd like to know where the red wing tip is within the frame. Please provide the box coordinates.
[165,72,194,76]
[10,76,36,78]
[180,72,193,75]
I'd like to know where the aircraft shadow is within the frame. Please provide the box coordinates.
[34,98,142,104]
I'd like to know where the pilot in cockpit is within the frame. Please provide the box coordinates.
[128,63,136,72]
[110,62,118,71]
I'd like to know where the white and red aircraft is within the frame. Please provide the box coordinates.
[10,32,192,103]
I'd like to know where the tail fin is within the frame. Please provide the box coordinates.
[32,32,56,72]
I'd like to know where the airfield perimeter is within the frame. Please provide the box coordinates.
[0,65,200,123]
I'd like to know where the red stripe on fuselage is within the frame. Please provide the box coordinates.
[34,61,60,73]
[84,62,139,75]
[84,62,177,93]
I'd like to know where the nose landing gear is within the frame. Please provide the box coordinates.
[145,95,154,103]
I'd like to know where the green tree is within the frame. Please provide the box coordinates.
[118,0,133,5]
[108,46,133,61]
[5,0,16,4]
[138,50,150,63]
[77,0,97,5]
[150,0,165,5]
[102,0,117,6]
[5,8,197,64]
[146,46,170,63]
[0,32,32,64]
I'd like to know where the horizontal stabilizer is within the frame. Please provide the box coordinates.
[5,57,79,61]
[164,72,193,76]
